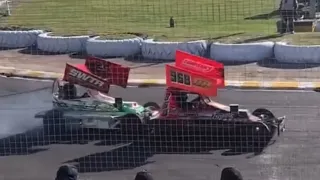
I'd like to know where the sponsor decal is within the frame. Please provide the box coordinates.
[211,112,234,120]
[182,58,214,73]
[192,78,212,88]
[69,68,105,87]
[211,112,248,121]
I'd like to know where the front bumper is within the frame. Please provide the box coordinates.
[265,116,286,136]
[276,116,286,136]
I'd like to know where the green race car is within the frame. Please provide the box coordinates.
[34,57,161,140]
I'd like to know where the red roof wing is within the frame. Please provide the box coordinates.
[62,57,130,93]
[85,56,130,88]
[63,63,110,94]
[175,50,224,88]
[165,64,217,97]
[165,50,225,96]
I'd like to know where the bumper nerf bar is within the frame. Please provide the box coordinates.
[276,116,286,136]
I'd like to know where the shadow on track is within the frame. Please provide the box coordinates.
[0,129,48,156]
[65,142,155,172]
[0,128,128,156]
[63,131,271,172]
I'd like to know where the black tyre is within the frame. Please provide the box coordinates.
[43,109,66,142]
[252,108,275,119]
[252,108,275,151]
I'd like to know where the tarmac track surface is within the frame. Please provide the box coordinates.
[0,76,320,180]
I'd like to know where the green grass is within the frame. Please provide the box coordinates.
[7,0,280,41]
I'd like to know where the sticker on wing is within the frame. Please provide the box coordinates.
[166,64,218,97]
[85,56,130,88]
[175,50,224,88]
[63,63,110,94]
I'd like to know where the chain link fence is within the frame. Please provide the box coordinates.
[0,1,319,180]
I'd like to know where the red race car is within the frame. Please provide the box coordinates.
[143,51,286,149]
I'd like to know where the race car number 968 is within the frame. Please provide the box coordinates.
[170,70,191,86]
[170,70,210,88]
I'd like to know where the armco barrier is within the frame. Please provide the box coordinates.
[36,32,89,53]
[141,39,207,60]
[210,42,275,62]
[86,36,142,57]
[0,30,43,48]
[274,42,320,63]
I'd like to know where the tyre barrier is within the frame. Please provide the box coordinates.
[274,42,320,63]
[141,40,207,60]
[86,36,142,57]
[0,30,43,48]
[3,29,320,64]
[210,42,275,62]
[36,32,89,53]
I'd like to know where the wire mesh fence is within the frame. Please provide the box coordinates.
[0,0,319,84]
[0,75,320,180]
[0,0,320,180]
[4,0,279,39]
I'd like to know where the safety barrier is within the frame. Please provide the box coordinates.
[86,36,142,57]
[2,30,320,64]
[274,42,320,63]
[141,40,207,60]
[36,33,89,53]
[0,30,43,48]
[210,42,275,62]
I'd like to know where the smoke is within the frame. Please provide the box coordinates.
[0,77,52,138]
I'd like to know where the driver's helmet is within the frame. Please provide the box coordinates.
[62,83,77,100]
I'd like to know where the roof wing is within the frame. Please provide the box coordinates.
[165,64,217,97]
[63,63,110,94]
[85,56,130,88]
[175,50,224,88]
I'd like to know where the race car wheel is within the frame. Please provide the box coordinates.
[143,102,160,110]
[252,108,275,119]
[252,108,275,151]
[43,110,67,142]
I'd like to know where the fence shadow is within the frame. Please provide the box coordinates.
[63,132,270,173]
[244,10,279,20]
[234,34,283,44]
[0,128,125,157]
[18,46,66,55]
[0,129,49,156]
[64,142,155,172]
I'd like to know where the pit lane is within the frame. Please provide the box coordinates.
[1,76,320,180]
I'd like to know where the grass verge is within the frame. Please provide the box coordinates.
[5,0,320,44]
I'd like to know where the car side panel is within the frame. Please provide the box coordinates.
[148,118,269,138]
[63,111,127,119]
